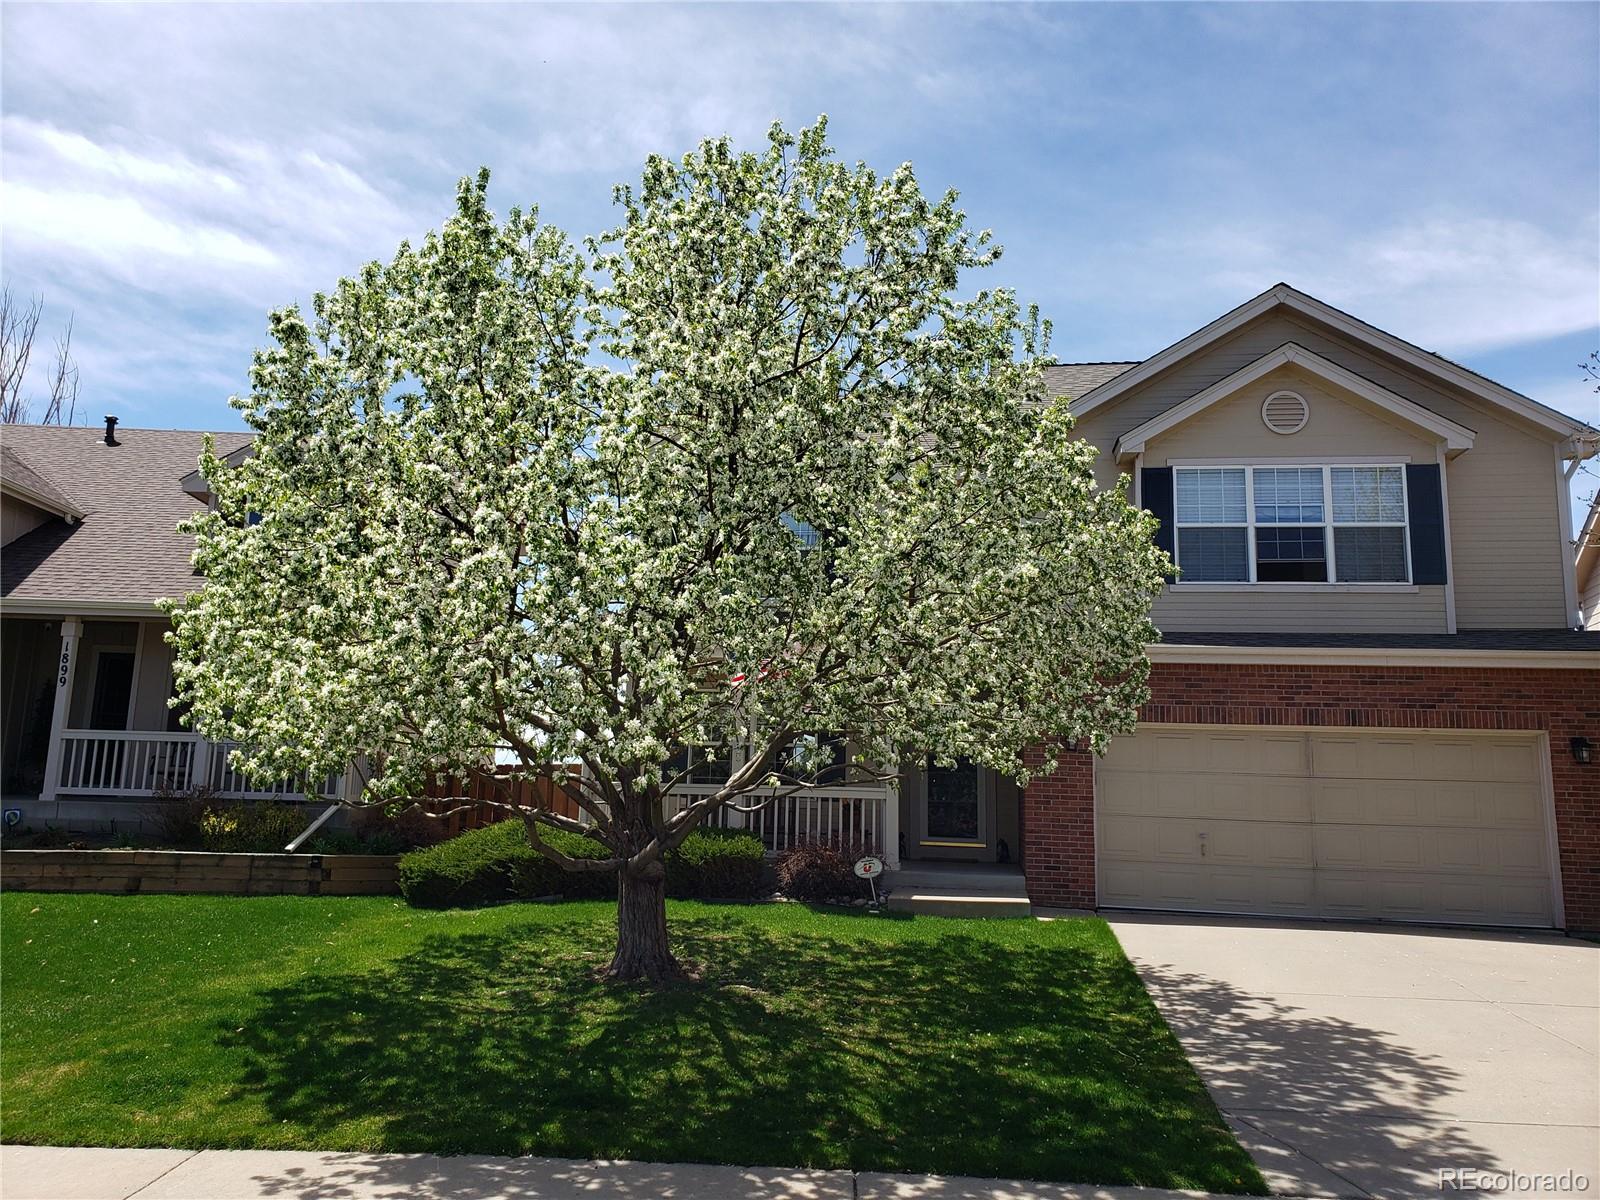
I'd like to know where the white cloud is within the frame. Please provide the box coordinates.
[0,2,1593,430]
[1060,211,1598,360]
[5,182,280,275]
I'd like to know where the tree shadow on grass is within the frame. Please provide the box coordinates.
[221,911,1265,1194]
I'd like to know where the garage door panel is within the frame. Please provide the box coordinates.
[1099,862,1206,909]
[1311,734,1541,784]
[1097,727,1553,928]
[1311,779,1544,829]
[1100,815,1311,866]
[1115,729,1310,775]
[1210,868,1316,914]
[1312,825,1549,876]
[1100,769,1313,822]
[1100,862,1314,916]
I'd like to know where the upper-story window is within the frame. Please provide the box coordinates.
[1174,464,1410,584]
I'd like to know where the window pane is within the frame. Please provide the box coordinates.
[1332,466,1405,523]
[1176,468,1246,524]
[1334,527,1408,582]
[1253,467,1324,524]
[1255,526,1327,582]
[1178,527,1249,581]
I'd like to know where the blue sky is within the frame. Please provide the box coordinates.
[3,2,1597,450]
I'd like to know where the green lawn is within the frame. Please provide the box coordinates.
[0,894,1265,1193]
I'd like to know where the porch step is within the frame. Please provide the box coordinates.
[886,891,1033,919]
[888,864,1028,896]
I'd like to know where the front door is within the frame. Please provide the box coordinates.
[915,757,992,860]
[88,650,135,730]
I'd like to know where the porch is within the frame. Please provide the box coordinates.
[663,756,1023,874]
[1,614,341,830]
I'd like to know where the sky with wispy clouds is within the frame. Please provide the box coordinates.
[3,1,1597,445]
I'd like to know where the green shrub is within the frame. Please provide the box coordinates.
[196,802,306,853]
[398,820,769,908]
[397,820,612,908]
[301,829,407,856]
[773,839,877,903]
[666,827,767,900]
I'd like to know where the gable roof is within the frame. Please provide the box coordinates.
[1,441,84,521]
[1112,341,1478,462]
[1070,283,1595,447]
[1,424,253,611]
[1579,490,1600,596]
[1042,361,1139,402]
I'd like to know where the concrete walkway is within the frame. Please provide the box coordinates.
[0,1146,1268,1200]
[1108,914,1600,1199]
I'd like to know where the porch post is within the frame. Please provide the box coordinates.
[882,770,901,870]
[190,735,212,790]
[722,744,746,829]
[38,618,83,805]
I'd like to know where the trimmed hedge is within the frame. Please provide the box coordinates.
[665,826,767,900]
[397,819,767,908]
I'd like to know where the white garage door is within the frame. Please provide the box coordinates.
[1097,726,1556,927]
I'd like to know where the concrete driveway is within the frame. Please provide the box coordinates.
[1109,915,1599,1198]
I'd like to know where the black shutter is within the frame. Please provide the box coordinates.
[1405,464,1448,585]
[1141,467,1176,582]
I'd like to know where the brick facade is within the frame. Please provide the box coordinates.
[1021,662,1600,931]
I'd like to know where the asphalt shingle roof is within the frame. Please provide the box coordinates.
[1,441,82,517]
[1042,362,1140,402]
[1,425,252,608]
[1158,629,1600,653]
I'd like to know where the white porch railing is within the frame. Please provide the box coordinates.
[54,730,341,801]
[665,783,895,859]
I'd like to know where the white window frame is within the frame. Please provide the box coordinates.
[1173,466,1253,583]
[1328,464,1412,585]
[1171,461,1413,587]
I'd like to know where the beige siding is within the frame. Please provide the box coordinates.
[1446,436,1569,629]
[1140,364,1439,465]
[2,494,50,546]
[1069,310,1571,631]
[1152,587,1447,633]
[132,620,176,730]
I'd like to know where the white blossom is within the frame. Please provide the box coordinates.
[167,118,1168,890]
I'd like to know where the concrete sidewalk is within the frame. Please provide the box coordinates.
[0,1146,1270,1200]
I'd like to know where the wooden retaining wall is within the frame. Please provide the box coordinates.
[0,850,398,896]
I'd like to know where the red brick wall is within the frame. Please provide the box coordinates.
[1021,663,1600,930]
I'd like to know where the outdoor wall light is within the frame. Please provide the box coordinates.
[1571,737,1593,765]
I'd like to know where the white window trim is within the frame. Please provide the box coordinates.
[1172,461,1413,587]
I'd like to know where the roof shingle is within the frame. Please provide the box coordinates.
[2,425,252,608]
[1042,362,1139,402]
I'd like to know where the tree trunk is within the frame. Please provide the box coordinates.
[605,865,683,983]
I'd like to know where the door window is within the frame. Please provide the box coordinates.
[925,757,981,841]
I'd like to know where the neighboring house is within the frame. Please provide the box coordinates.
[1579,491,1600,630]
[0,419,342,828]
[4,284,1597,933]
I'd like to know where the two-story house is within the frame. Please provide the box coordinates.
[3,285,1596,931]
[995,284,1597,934]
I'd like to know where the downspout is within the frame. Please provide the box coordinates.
[284,803,341,852]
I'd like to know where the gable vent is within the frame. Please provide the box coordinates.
[1261,390,1309,435]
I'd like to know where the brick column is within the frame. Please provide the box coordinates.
[1020,743,1096,909]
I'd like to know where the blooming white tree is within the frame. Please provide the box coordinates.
[168,120,1168,981]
